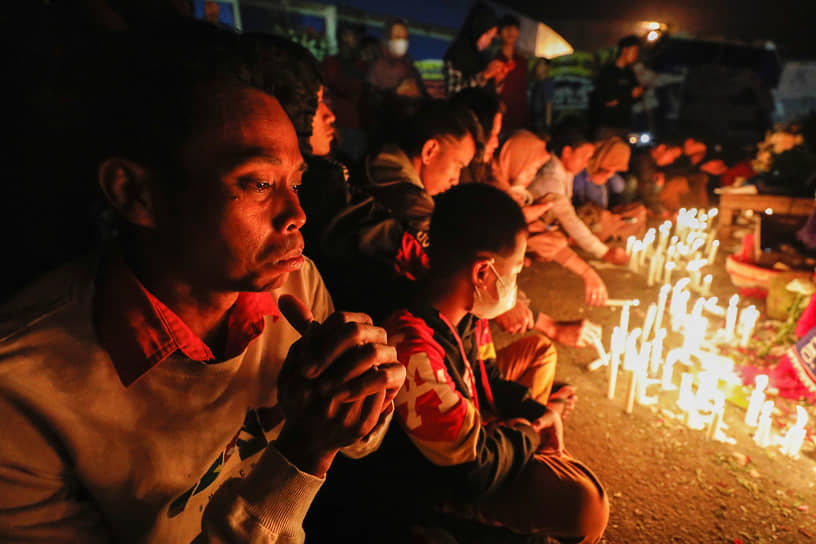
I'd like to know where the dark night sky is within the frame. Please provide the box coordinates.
[501,0,816,58]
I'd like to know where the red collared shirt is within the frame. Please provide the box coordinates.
[93,252,280,387]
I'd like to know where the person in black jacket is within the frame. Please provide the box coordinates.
[592,35,643,138]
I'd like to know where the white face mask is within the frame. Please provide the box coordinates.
[387,38,409,57]
[472,261,518,319]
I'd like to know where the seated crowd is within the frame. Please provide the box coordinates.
[1,3,720,543]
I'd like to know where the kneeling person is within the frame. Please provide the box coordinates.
[384,184,608,541]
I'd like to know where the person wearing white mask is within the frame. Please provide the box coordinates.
[345,183,608,541]
[366,18,428,104]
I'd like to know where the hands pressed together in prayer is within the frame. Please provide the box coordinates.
[275,295,406,476]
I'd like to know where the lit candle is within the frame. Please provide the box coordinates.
[623,328,642,371]
[606,299,640,307]
[691,298,705,319]
[671,291,690,332]
[636,342,656,405]
[701,274,712,296]
[681,315,707,353]
[629,241,643,272]
[661,348,683,390]
[640,229,655,266]
[650,328,666,375]
[753,400,775,448]
[695,370,719,405]
[744,374,768,426]
[654,284,671,332]
[641,303,657,344]
[625,368,638,414]
[626,235,636,256]
[620,303,632,335]
[704,229,716,253]
[608,327,625,399]
[738,305,760,348]
[647,254,659,286]
[707,240,720,265]
[707,393,726,440]
[780,406,808,458]
[677,372,694,411]
[651,253,665,287]
[725,295,739,341]
[663,260,676,284]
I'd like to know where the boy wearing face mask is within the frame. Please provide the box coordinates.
[368,184,608,542]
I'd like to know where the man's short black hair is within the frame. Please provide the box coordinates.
[498,14,521,30]
[550,117,591,157]
[449,88,505,155]
[244,34,323,155]
[618,35,642,52]
[399,100,483,159]
[91,21,264,187]
[429,183,527,276]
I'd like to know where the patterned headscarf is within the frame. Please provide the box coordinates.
[587,137,631,176]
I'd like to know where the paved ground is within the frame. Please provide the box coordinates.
[491,233,816,544]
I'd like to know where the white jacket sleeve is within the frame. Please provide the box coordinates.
[549,194,609,259]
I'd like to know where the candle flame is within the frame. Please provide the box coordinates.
[755,374,768,391]
[795,405,808,427]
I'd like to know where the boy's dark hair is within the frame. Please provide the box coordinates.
[244,34,324,155]
[550,117,591,156]
[498,14,521,30]
[618,35,642,52]
[429,184,527,276]
[399,100,483,158]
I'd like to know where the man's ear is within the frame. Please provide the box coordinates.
[420,138,441,165]
[98,158,157,229]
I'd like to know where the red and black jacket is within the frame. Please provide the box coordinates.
[382,305,546,502]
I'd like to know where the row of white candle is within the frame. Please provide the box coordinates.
[744,375,809,458]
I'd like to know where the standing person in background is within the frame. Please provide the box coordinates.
[321,25,369,161]
[592,35,643,139]
[494,14,528,134]
[530,57,556,134]
[367,19,428,113]
[444,2,510,96]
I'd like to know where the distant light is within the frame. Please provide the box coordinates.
[640,133,652,144]
[629,135,638,145]
[765,208,773,215]
[647,30,661,42]
[644,21,661,30]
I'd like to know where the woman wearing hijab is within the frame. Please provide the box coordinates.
[489,131,605,348]
[444,2,510,96]
[573,137,647,241]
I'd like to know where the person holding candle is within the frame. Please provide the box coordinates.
[527,122,629,305]
[491,130,611,307]
[572,137,647,242]
[340,183,608,542]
